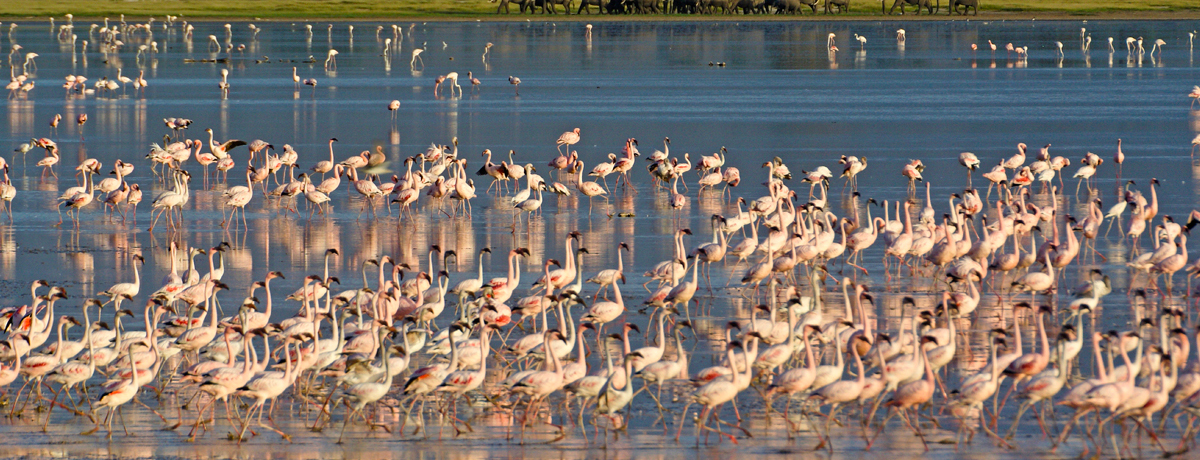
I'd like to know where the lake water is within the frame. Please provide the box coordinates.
[0,18,1199,459]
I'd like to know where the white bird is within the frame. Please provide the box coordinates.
[337,328,398,443]
[324,49,338,70]
[22,52,38,73]
[98,255,144,303]
[411,48,424,68]
[84,337,144,437]
[1151,38,1166,56]
[508,76,521,95]
[388,100,401,120]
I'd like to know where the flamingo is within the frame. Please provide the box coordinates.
[336,327,397,443]
[877,336,938,450]
[205,128,247,160]
[1150,234,1188,294]
[434,323,498,434]
[508,76,521,95]
[236,337,302,442]
[312,138,338,179]
[411,48,424,68]
[511,329,568,438]
[1007,338,1071,438]
[1012,252,1055,306]
[574,160,608,213]
[587,242,629,301]
[83,338,143,438]
[556,128,581,155]
[959,151,980,186]
[37,146,60,178]
[98,255,144,303]
[218,69,230,96]
[324,49,338,70]
[582,276,626,341]
[676,340,754,444]
[1151,38,1165,56]
[809,335,870,451]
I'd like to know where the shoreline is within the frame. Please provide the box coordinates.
[2,9,1199,22]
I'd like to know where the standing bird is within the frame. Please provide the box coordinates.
[1072,156,1101,196]
[336,328,398,443]
[21,52,37,73]
[482,42,493,61]
[442,72,462,97]
[1055,41,1064,57]
[556,128,581,156]
[99,255,145,303]
[388,100,400,120]
[0,166,15,221]
[810,335,869,452]
[896,29,906,42]
[1189,86,1200,109]
[1113,138,1125,177]
[134,71,148,95]
[574,160,608,213]
[854,34,866,50]
[468,71,481,92]
[433,75,446,95]
[324,49,338,70]
[959,152,979,187]
[1003,143,1027,172]
[218,69,230,96]
[1151,38,1165,57]
[411,48,424,69]
[37,145,61,179]
[84,338,144,437]
[508,76,521,95]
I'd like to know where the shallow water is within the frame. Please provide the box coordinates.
[0,19,1199,459]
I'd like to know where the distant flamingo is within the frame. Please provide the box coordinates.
[388,100,400,120]
[467,71,481,92]
[324,49,338,70]
[411,48,424,69]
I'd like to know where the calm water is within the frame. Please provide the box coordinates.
[1,19,1199,459]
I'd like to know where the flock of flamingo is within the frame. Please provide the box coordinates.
[2,15,1200,458]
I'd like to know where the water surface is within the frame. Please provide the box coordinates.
[0,19,1198,459]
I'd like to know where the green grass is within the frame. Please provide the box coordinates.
[2,0,1198,20]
